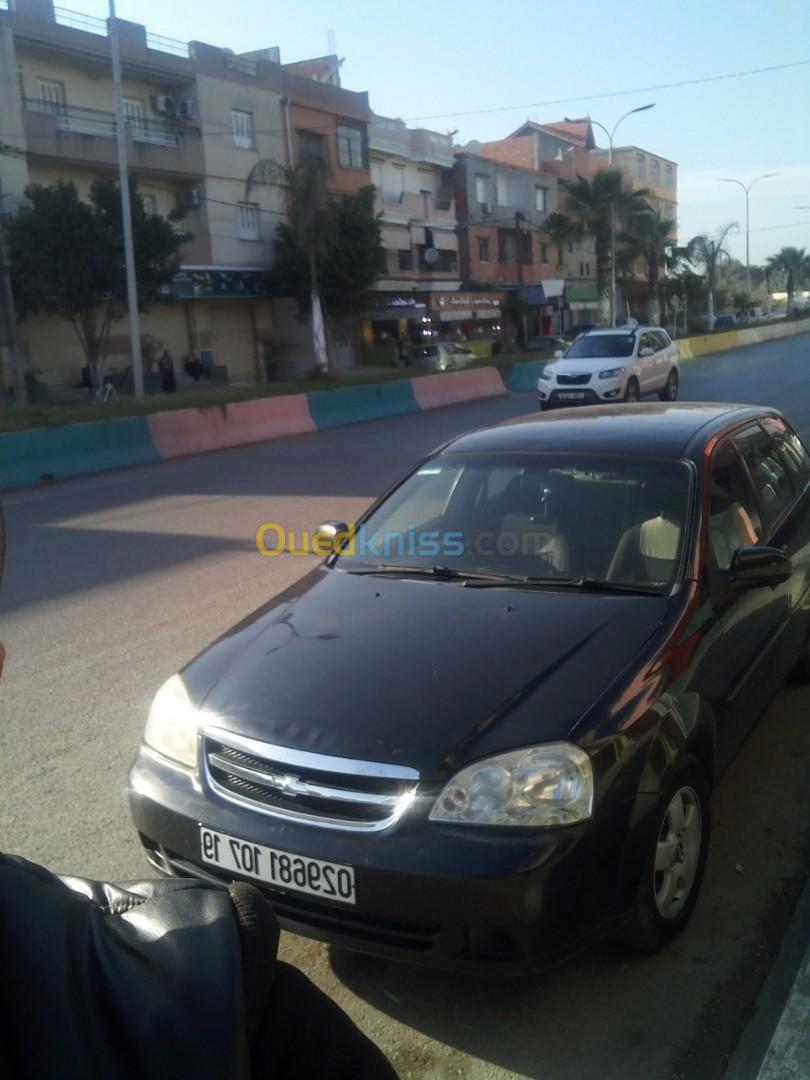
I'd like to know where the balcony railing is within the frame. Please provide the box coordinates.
[377,191,456,220]
[52,7,190,57]
[23,98,193,147]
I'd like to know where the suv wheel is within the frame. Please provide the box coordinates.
[616,754,711,953]
[624,378,641,403]
[659,369,679,402]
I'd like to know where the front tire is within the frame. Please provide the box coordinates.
[617,755,711,953]
[659,369,679,402]
[624,377,641,403]
[539,400,553,412]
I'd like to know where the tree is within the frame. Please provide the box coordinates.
[555,169,650,323]
[688,224,737,328]
[621,207,676,326]
[4,179,190,385]
[248,156,382,372]
[766,247,807,315]
[542,212,577,272]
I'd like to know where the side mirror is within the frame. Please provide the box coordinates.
[553,349,565,360]
[730,545,792,588]
[639,346,655,358]
[316,520,351,556]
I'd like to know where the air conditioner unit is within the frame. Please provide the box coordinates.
[188,186,202,208]
[150,94,176,116]
[177,99,195,120]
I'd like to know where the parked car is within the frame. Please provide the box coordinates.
[714,314,738,329]
[570,323,598,338]
[537,326,679,410]
[526,335,571,353]
[743,308,766,323]
[130,404,810,972]
[408,343,477,372]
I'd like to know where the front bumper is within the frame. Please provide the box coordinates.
[536,379,624,407]
[129,747,632,973]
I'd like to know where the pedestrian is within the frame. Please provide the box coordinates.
[158,349,177,394]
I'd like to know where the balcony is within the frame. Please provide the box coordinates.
[368,116,411,158]
[376,190,456,224]
[22,99,205,177]
[409,128,454,168]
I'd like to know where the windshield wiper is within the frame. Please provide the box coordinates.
[343,564,520,584]
[545,576,664,596]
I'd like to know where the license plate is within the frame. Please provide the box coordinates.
[200,826,356,905]
[557,391,585,400]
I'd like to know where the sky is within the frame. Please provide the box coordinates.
[81,0,810,264]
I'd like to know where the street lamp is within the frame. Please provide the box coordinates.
[569,104,656,325]
[717,173,778,297]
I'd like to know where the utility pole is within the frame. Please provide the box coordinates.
[515,211,527,347]
[718,173,778,298]
[108,0,144,397]
[0,200,26,404]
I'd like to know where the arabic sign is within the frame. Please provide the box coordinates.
[171,269,271,299]
[430,292,503,310]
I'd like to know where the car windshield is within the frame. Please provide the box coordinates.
[335,453,691,590]
[564,333,637,359]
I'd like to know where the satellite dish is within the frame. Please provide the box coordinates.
[424,248,440,265]
[465,140,482,154]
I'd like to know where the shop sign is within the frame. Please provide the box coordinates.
[171,269,270,299]
[431,292,502,310]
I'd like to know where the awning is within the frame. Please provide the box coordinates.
[380,225,410,249]
[432,230,458,252]
[439,310,472,321]
[410,225,426,245]
[542,278,565,299]
[473,310,500,321]
[566,284,598,303]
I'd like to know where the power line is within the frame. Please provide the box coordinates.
[401,58,810,122]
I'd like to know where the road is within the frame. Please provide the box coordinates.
[2,332,810,1080]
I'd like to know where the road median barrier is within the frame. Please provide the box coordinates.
[307,378,419,429]
[148,394,315,459]
[0,415,160,489]
[411,366,507,409]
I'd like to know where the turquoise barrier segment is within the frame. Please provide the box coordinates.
[307,378,420,430]
[508,361,547,393]
[0,416,160,490]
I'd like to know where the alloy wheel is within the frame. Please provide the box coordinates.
[653,786,702,919]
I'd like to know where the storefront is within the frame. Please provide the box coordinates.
[427,292,504,349]
[565,284,599,331]
[359,296,431,364]
[522,281,565,337]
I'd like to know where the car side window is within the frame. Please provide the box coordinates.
[707,442,763,570]
[658,330,672,348]
[762,417,810,493]
[649,331,664,351]
[734,423,794,530]
[639,333,654,355]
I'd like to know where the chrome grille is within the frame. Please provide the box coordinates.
[204,727,419,832]
[556,372,592,385]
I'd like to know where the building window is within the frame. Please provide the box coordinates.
[540,243,549,264]
[139,193,157,216]
[398,249,414,271]
[579,262,585,277]
[239,202,260,240]
[535,186,547,212]
[586,262,591,276]
[498,231,516,264]
[370,159,383,192]
[635,152,646,180]
[479,237,490,263]
[567,241,574,254]
[336,123,365,168]
[650,158,660,185]
[299,130,326,162]
[664,164,674,189]
[475,174,489,208]
[123,97,145,135]
[36,78,65,114]
[232,109,255,149]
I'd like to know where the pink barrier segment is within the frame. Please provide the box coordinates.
[147,394,316,459]
[411,367,507,410]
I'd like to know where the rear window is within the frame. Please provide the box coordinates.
[565,333,636,359]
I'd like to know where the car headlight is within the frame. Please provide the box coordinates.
[538,366,554,381]
[144,674,199,768]
[598,366,626,379]
[429,742,593,827]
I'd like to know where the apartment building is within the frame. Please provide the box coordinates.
[0,0,370,390]
[359,115,460,357]
[454,152,563,339]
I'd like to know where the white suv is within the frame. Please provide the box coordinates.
[537,327,680,410]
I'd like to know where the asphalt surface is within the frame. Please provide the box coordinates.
[2,332,810,1080]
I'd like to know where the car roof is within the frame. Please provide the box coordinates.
[441,403,778,460]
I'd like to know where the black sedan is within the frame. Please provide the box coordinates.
[129,404,810,972]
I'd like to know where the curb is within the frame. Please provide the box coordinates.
[725,871,810,1080]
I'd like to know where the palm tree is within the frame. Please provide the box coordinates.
[689,223,737,328]
[558,169,650,324]
[767,247,807,315]
[247,155,331,372]
[623,207,677,326]
[542,211,577,273]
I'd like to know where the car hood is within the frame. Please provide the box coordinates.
[185,568,668,779]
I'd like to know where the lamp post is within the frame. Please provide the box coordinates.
[717,173,778,298]
[570,104,655,326]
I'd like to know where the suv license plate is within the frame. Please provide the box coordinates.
[200,826,356,905]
